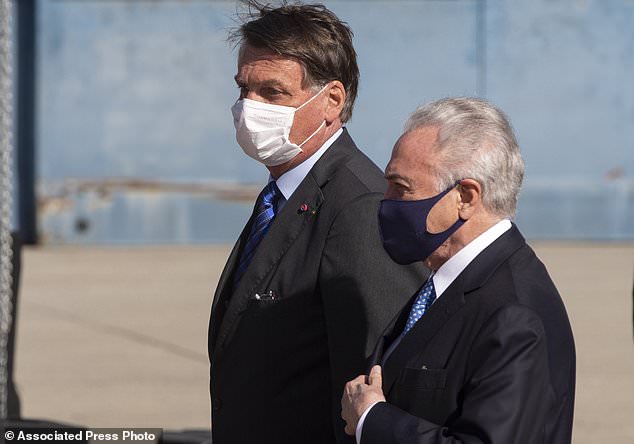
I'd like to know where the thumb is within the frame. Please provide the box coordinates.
[368,365,382,387]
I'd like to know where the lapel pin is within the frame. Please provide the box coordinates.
[298,202,317,215]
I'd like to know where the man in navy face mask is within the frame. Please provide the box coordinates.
[341,98,576,444]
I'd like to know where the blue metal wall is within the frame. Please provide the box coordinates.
[36,0,634,243]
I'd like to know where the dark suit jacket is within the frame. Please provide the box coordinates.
[363,225,575,444]
[208,129,426,444]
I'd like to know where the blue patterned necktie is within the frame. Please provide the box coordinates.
[402,277,437,336]
[233,181,282,284]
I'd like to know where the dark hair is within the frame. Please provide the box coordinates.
[229,1,359,123]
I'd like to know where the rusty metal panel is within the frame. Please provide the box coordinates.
[35,0,634,242]
[37,0,479,243]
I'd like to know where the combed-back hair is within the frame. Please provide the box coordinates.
[229,1,359,122]
[404,97,525,218]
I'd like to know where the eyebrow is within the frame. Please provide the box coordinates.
[233,76,288,90]
[385,172,413,186]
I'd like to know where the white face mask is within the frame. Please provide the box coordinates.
[231,85,328,166]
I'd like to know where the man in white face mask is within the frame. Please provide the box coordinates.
[208,2,426,444]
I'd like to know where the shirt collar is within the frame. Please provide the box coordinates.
[433,219,512,298]
[274,128,343,201]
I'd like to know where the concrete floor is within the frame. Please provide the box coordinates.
[12,242,634,442]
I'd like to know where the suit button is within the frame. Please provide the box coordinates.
[212,398,223,411]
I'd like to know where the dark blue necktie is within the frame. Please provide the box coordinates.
[234,181,282,284]
[402,277,436,336]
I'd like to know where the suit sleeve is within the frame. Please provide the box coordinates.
[361,305,552,444]
[320,193,425,443]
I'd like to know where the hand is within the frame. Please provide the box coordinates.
[341,365,387,436]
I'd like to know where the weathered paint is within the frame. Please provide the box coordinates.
[36,0,633,243]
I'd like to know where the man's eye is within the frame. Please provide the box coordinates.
[263,87,283,98]
[238,85,248,98]
[394,183,408,192]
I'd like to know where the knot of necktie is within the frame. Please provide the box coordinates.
[234,181,282,284]
[402,277,436,336]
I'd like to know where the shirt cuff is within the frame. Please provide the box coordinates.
[355,401,384,444]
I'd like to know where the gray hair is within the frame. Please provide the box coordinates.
[404,97,525,218]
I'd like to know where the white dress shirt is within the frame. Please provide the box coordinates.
[355,219,513,443]
[272,128,343,209]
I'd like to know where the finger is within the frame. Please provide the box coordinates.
[346,375,365,388]
[347,375,367,393]
[353,374,367,384]
[368,365,382,387]
[345,378,362,395]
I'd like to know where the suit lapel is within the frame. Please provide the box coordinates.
[367,302,410,371]
[213,177,324,358]
[212,129,359,359]
[210,227,247,315]
[367,267,432,372]
[382,277,467,397]
[380,224,527,396]
[208,203,258,354]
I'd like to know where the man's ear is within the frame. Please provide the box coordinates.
[325,80,346,124]
[457,179,482,220]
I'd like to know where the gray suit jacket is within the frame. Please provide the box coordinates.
[208,129,427,444]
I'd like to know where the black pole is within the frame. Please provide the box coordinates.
[7,232,21,418]
[16,0,38,245]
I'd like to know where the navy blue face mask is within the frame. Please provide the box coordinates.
[379,181,465,265]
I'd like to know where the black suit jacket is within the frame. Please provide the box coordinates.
[362,225,575,444]
[209,130,426,444]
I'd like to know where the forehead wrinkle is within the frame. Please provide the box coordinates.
[391,128,442,191]
[239,52,312,93]
[238,59,302,90]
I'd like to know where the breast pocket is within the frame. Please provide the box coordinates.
[400,367,447,390]
[393,367,455,424]
[246,290,297,312]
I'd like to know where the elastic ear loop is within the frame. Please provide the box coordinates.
[423,180,465,236]
[296,83,330,111]
[296,83,330,148]
[298,121,326,148]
